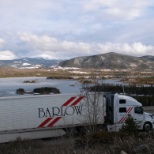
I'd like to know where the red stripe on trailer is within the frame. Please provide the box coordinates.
[71,96,84,106]
[38,96,84,128]
[62,97,76,106]
[48,117,61,127]
[38,118,52,128]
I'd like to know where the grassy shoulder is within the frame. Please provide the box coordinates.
[0,130,154,154]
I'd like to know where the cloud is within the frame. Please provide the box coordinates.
[0,50,17,60]
[0,0,63,32]
[0,38,5,46]
[98,42,154,56]
[0,1,154,60]
[0,0,154,45]
[19,33,91,53]
[18,33,154,59]
[83,0,152,20]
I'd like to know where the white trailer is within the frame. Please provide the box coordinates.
[0,93,153,143]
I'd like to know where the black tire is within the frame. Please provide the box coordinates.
[143,122,152,132]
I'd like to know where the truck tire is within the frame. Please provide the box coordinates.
[143,122,152,132]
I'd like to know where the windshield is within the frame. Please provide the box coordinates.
[134,106,143,114]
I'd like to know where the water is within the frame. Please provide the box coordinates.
[0,77,125,97]
[0,77,81,96]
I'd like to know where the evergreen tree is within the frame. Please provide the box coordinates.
[120,114,138,136]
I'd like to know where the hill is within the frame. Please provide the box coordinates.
[59,52,154,71]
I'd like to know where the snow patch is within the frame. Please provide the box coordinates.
[69,71,89,74]
[22,63,31,66]
[130,63,137,67]
[100,56,105,60]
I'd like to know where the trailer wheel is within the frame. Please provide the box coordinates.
[143,122,152,132]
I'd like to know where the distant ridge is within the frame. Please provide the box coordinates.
[59,52,154,71]
[0,58,62,69]
[140,55,154,61]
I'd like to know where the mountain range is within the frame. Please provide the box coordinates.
[0,58,61,69]
[0,52,154,71]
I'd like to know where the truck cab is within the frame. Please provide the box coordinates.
[104,93,154,132]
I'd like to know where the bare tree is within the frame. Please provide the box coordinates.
[80,70,106,133]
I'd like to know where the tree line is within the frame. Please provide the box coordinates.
[89,84,154,106]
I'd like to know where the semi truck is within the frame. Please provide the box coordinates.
[0,92,153,143]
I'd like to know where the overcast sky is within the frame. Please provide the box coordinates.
[0,0,154,60]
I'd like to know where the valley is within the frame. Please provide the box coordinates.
[0,67,153,85]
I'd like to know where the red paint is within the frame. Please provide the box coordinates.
[119,107,133,123]
[71,96,84,106]
[48,117,61,127]
[38,117,52,128]
[62,97,76,106]
[38,96,84,128]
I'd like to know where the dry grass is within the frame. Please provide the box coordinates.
[0,68,85,78]
[0,68,75,78]
[0,131,154,154]
[123,76,154,85]
[0,67,153,81]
